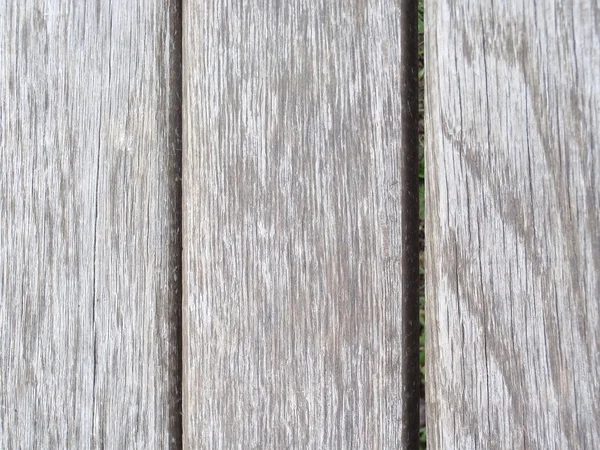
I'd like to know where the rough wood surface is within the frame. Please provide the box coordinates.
[0,1,182,448]
[182,1,419,448]
[425,0,600,448]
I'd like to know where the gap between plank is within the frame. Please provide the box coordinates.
[400,0,422,447]
[169,0,184,447]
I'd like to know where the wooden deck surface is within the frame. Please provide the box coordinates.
[2,0,598,448]
[425,0,600,448]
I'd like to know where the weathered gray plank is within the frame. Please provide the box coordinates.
[0,1,182,448]
[182,1,419,448]
[426,0,600,448]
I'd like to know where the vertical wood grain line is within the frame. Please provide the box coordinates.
[180,0,190,447]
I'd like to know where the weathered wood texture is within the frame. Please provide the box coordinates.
[0,1,182,448]
[183,1,419,448]
[426,0,600,448]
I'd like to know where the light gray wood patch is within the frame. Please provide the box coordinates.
[0,1,182,448]
[425,0,600,448]
[182,1,418,448]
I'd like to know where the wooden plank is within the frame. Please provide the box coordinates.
[0,1,182,448]
[182,1,420,448]
[425,0,600,448]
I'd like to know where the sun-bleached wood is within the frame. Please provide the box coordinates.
[182,1,419,448]
[0,1,182,448]
[425,0,600,448]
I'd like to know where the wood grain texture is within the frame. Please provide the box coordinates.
[425,0,600,448]
[0,1,182,448]
[182,1,419,448]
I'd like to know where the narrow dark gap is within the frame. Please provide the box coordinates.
[417,1,426,448]
[168,0,183,447]
[400,0,422,448]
